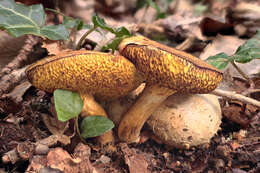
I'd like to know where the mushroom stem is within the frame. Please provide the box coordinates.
[80,93,114,146]
[118,85,176,143]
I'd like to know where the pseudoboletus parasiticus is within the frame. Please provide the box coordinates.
[117,35,223,143]
[26,50,143,146]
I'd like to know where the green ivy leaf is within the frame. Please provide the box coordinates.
[92,14,114,33]
[101,36,130,52]
[92,14,131,37]
[206,30,260,70]
[54,89,83,122]
[0,0,69,40]
[80,116,114,138]
[63,16,84,30]
[233,37,260,63]
[40,24,69,40]
[91,14,132,51]
[206,53,231,70]
[114,27,131,37]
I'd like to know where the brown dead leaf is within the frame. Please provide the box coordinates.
[232,2,260,21]
[209,0,232,16]
[0,32,27,69]
[157,13,205,41]
[42,40,70,56]
[200,35,244,60]
[41,113,71,146]
[47,144,97,173]
[135,6,157,24]
[27,143,97,173]
[120,143,148,173]
[170,0,193,14]
[41,113,68,135]
[227,2,260,37]
[3,81,31,103]
[231,141,241,150]
[222,105,250,128]
[26,155,47,172]
[200,17,234,36]
[0,96,21,115]
[95,0,136,14]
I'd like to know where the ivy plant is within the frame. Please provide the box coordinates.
[54,89,114,138]
[206,30,260,70]
[0,1,121,139]
[0,0,69,40]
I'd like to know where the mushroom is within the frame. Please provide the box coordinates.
[107,87,222,148]
[117,35,223,143]
[26,50,143,146]
[147,93,222,149]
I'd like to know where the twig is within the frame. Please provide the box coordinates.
[212,89,260,108]
[0,66,28,96]
[230,61,255,88]
[0,35,41,78]
[75,116,87,145]
[176,36,196,51]
[244,88,260,95]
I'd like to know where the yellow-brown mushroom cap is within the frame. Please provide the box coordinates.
[26,50,143,100]
[119,36,223,93]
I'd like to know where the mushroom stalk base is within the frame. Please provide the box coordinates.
[80,93,114,147]
[118,85,176,143]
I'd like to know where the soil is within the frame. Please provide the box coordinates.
[0,0,260,172]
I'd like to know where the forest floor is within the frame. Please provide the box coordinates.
[0,0,260,172]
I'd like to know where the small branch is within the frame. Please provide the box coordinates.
[176,36,196,51]
[230,61,255,88]
[0,66,28,96]
[76,27,97,50]
[45,8,66,18]
[0,35,41,78]
[212,89,260,108]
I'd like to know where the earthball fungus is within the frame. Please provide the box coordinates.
[117,35,223,143]
[26,50,143,145]
[147,93,222,149]
[107,86,222,148]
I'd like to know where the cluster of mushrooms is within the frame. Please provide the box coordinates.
[26,35,223,148]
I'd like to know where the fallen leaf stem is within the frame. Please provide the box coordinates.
[75,116,87,145]
[45,8,67,18]
[230,61,255,88]
[76,26,97,50]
